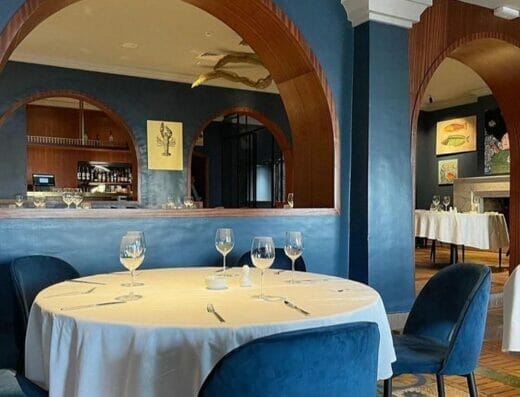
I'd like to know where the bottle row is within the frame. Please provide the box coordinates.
[77,164,133,184]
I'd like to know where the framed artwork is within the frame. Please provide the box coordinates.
[438,159,458,185]
[484,108,510,175]
[436,116,477,155]
[147,120,183,170]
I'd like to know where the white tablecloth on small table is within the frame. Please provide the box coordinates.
[415,210,509,250]
[25,268,396,397]
[503,266,520,352]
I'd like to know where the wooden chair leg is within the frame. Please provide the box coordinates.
[466,372,478,397]
[436,374,445,397]
[430,240,436,265]
[383,378,392,397]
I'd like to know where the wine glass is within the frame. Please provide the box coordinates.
[34,196,46,208]
[251,237,275,300]
[14,194,24,208]
[116,232,146,301]
[183,196,194,208]
[443,195,450,211]
[472,195,480,213]
[166,194,175,209]
[432,195,440,211]
[287,193,294,208]
[284,231,304,283]
[72,192,83,209]
[62,192,73,208]
[215,228,234,275]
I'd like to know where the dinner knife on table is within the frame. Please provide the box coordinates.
[283,299,310,316]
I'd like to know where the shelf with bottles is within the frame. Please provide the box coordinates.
[28,135,130,152]
[76,161,133,186]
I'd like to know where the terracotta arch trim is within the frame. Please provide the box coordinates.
[0,0,339,209]
[187,106,294,203]
[0,89,141,202]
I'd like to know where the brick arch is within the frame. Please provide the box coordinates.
[0,0,338,208]
[410,0,520,272]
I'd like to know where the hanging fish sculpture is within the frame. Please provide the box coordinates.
[157,122,175,156]
[441,134,469,147]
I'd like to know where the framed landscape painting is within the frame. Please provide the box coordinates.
[436,116,477,155]
[438,159,458,185]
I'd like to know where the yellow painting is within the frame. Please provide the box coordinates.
[147,120,183,170]
[436,116,477,155]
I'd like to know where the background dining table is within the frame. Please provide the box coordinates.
[25,267,396,397]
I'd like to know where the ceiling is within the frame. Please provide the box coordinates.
[10,0,276,93]
[30,97,101,111]
[421,58,491,111]
[459,0,520,10]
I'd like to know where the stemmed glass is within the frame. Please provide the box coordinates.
[215,228,234,275]
[184,196,194,208]
[116,231,146,302]
[62,192,73,208]
[14,194,24,208]
[284,231,304,283]
[73,192,83,209]
[34,196,46,208]
[443,196,450,211]
[432,195,440,211]
[287,193,294,208]
[251,236,275,300]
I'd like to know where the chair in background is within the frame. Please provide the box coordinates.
[384,263,491,397]
[9,255,79,372]
[199,322,380,397]
[0,369,47,396]
[234,248,306,271]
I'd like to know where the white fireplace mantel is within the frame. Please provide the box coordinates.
[453,175,510,212]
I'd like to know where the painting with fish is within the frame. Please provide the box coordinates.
[436,116,477,155]
[438,159,458,185]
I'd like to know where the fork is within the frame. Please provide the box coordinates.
[207,304,226,323]
[44,287,96,298]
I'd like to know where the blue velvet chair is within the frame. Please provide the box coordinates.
[199,322,380,397]
[9,255,80,373]
[234,248,306,271]
[0,369,47,396]
[384,263,491,397]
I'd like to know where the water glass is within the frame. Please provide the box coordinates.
[116,231,146,302]
[284,231,304,283]
[443,195,450,211]
[432,195,440,211]
[251,236,275,300]
[215,228,234,275]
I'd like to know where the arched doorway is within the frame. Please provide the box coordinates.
[0,90,140,201]
[410,0,520,273]
[188,107,293,208]
[0,0,338,209]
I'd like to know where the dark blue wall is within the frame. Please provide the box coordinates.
[349,22,415,312]
[0,61,290,205]
[0,106,26,198]
[416,96,498,209]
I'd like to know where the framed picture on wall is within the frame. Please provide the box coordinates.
[147,120,183,170]
[438,159,458,185]
[436,116,477,155]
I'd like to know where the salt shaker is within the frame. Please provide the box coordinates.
[240,265,252,287]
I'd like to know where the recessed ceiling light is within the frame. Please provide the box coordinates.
[205,31,213,38]
[121,42,139,49]
[494,6,519,20]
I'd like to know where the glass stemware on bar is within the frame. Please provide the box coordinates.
[183,196,194,208]
[443,195,450,211]
[14,194,24,208]
[215,228,234,275]
[62,192,73,209]
[34,196,46,208]
[284,231,304,283]
[116,231,146,302]
[287,193,294,208]
[73,192,83,209]
[432,195,440,211]
[251,236,275,300]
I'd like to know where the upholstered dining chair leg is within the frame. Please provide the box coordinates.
[383,378,392,397]
[436,374,445,397]
[466,372,478,397]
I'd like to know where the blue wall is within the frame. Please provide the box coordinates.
[0,106,26,198]
[416,96,498,209]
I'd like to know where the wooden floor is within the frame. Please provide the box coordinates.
[387,243,520,396]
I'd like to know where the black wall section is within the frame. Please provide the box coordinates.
[416,96,498,210]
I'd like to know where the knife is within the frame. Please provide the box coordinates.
[67,279,106,285]
[283,300,310,316]
[60,301,126,311]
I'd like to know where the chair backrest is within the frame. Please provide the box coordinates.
[404,263,491,375]
[234,248,306,271]
[9,255,80,330]
[198,322,380,397]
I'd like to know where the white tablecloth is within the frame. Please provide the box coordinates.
[503,266,520,352]
[25,268,396,397]
[415,210,509,250]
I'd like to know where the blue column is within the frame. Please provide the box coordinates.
[349,22,415,313]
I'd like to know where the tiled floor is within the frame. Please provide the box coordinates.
[379,244,520,396]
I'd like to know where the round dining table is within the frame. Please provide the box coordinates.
[25,267,396,397]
